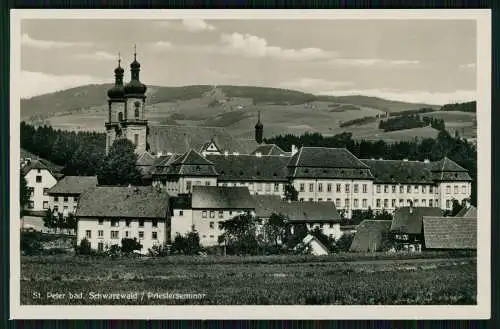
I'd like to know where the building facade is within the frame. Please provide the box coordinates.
[22,160,59,212]
[47,176,97,216]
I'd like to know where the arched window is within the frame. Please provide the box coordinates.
[118,112,123,121]
[134,101,141,119]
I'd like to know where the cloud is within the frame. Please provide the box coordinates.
[460,63,476,69]
[149,41,173,51]
[318,88,476,105]
[182,19,216,32]
[76,51,117,61]
[279,78,354,93]
[327,58,420,67]
[219,33,334,61]
[22,33,91,49]
[20,71,106,99]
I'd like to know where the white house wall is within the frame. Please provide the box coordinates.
[24,168,57,211]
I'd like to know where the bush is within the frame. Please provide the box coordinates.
[76,238,92,255]
[21,232,44,255]
[121,238,142,254]
[336,234,355,252]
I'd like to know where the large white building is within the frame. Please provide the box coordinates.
[21,157,61,212]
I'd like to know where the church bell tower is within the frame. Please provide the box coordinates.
[255,110,264,144]
[105,53,125,155]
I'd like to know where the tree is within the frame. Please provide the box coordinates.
[263,213,289,250]
[309,227,336,252]
[374,210,393,221]
[96,138,142,186]
[121,238,143,254]
[219,213,259,255]
[20,176,30,218]
[284,184,298,201]
[284,222,309,250]
[42,209,57,233]
[336,233,354,252]
[171,227,201,255]
[76,238,92,255]
[449,199,463,217]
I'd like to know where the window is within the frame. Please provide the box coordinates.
[138,231,144,239]
[446,185,451,194]
[74,197,79,202]
[446,200,451,209]
[454,186,458,194]
[210,211,215,218]
[345,199,350,208]
[414,199,419,207]
[362,199,367,208]
[125,231,129,238]
[327,198,332,201]
[179,210,184,216]
[98,219,104,225]
[299,184,305,192]
[98,242,104,252]
[327,183,332,192]
[43,201,48,209]
[384,185,388,193]
[202,211,207,218]
[362,184,367,193]
[383,199,388,208]
[399,199,404,206]
[429,199,433,207]
[63,196,68,202]
[399,186,404,193]
[309,183,314,192]
[98,230,104,238]
[53,205,59,213]
[36,175,42,183]
[329,223,334,228]
[429,186,434,193]
[43,188,48,195]
[353,199,359,208]
[318,183,323,192]
[414,186,419,193]
[229,211,233,215]
[218,211,223,219]
[335,199,341,207]
[354,184,359,193]
[407,199,412,206]
[376,185,381,193]
[407,185,411,193]
[186,181,192,192]
[111,231,119,239]
[152,232,158,240]
[391,199,396,208]
[139,220,144,227]
[205,181,211,186]
[345,184,350,193]
[376,199,381,207]
[209,222,215,229]
[274,183,280,192]
[86,230,91,239]
[319,223,324,228]
[435,199,439,206]
[195,181,201,186]
[125,220,131,227]
[111,220,119,227]
[318,198,323,201]
[336,184,341,193]
[152,220,158,228]
[422,186,426,193]
[134,134,139,146]
[462,185,466,194]
[299,198,304,201]
[28,201,34,209]
[63,206,68,212]
[54,196,59,202]
[422,199,426,207]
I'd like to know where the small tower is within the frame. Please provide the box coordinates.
[255,110,263,144]
[122,44,148,154]
[105,52,126,155]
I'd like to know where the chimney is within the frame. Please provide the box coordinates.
[424,159,430,163]
[291,145,298,156]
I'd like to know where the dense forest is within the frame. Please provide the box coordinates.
[265,130,477,206]
[20,122,105,176]
[440,101,476,113]
[339,116,377,128]
[378,114,445,132]
[388,107,435,117]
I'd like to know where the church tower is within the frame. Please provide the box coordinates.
[105,53,126,155]
[122,45,148,154]
[255,110,264,144]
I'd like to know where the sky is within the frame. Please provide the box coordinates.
[20,18,477,104]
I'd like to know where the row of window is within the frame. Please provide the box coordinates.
[53,196,79,202]
[97,219,159,228]
[86,230,158,240]
[375,199,437,208]
[201,210,236,219]
[299,183,368,194]
[185,180,212,191]
[218,182,281,192]
[376,185,434,194]
[445,185,468,195]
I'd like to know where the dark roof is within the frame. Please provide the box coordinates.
[206,154,290,182]
[251,144,288,156]
[76,186,170,218]
[136,151,156,166]
[291,167,373,180]
[279,201,341,223]
[236,139,261,155]
[21,159,53,177]
[430,157,472,181]
[191,186,254,209]
[431,157,469,172]
[21,149,64,174]
[165,150,218,177]
[361,159,433,184]
[171,149,214,166]
[391,207,443,234]
[455,205,477,217]
[47,176,97,195]
[252,195,283,218]
[170,194,192,210]
[350,220,392,252]
[289,147,369,169]
[423,217,477,249]
[148,125,253,155]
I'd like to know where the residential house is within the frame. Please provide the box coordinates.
[21,159,61,212]
[295,234,330,256]
[47,176,97,216]
[349,220,392,252]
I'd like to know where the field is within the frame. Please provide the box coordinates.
[21,253,476,305]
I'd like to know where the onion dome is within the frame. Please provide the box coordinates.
[107,55,125,100]
[124,46,147,96]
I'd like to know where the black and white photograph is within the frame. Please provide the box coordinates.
[10,9,491,319]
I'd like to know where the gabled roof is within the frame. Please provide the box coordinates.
[191,186,255,209]
[430,157,469,172]
[206,154,290,182]
[350,220,392,252]
[301,234,330,255]
[47,176,97,195]
[391,207,443,234]
[423,216,476,249]
[136,151,156,166]
[148,125,253,155]
[251,144,288,156]
[20,149,64,174]
[455,205,477,218]
[361,159,433,184]
[21,159,56,178]
[252,195,283,218]
[171,149,214,166]
[288,147,369,169]
[76,186,170,218]
[430,157,472,181]
[280,201,341,223]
